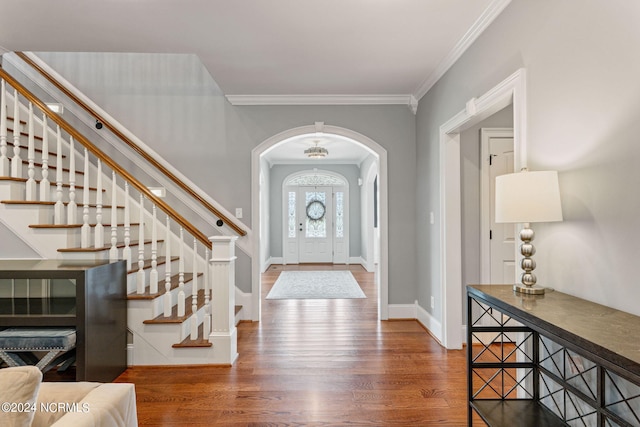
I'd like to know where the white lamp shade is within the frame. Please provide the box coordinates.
[495,170,563,223]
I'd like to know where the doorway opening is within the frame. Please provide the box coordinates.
[439,68,527,349]
[251,124,388,322]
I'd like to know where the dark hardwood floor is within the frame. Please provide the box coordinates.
[116,264,475,426]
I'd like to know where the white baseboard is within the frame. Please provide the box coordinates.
[388,303,417,319]
[348,256,365,267]
[416,302,443,344]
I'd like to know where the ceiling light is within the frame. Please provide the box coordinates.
[304,141,328,158]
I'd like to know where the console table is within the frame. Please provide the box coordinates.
[467,285,640,427]
[0,260,127,382]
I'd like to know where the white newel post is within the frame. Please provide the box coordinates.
[208,235,238,364]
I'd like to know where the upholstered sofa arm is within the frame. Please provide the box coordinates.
[36,383,138,427]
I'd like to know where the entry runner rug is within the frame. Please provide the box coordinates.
[266,271,366,300]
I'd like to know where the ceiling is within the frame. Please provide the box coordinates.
[0,0,510,164]
[0,0,509,102]
[263,133,371,166]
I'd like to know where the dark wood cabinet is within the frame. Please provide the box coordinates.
[467,285,640,427]
[0,260,127,382]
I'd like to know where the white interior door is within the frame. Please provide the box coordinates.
[298,186,333,263]
[489,137,516,284]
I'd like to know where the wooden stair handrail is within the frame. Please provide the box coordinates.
[15,52,247,237]
[0,66,212,248]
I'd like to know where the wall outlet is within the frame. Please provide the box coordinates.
[235,208,243,219]
[429,212,434,225]
[430,296,435,309]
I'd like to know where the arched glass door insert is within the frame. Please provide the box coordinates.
[283,171,348,264]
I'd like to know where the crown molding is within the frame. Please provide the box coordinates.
[226,94,417,113]
[413,0,512,101]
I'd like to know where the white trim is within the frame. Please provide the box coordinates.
[388,303,417,319]
[235,288,253,321]
[439,68,526,350]
[416,303,443,344]
[480,128,513,284]
[349,256,365,267]
[414,0,512,101]
[252,124,388,322]
[227,94,413,107]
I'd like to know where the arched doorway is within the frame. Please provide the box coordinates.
[251,124,388,321]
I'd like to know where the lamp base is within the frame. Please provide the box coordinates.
[513,284,545,295]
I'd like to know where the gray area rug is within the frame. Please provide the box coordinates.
[266,270,366,300]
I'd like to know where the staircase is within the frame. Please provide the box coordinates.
[0,67,241,366]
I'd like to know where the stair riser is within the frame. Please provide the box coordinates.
[0,179,106,205]
[58,240,160,262]
[126,258,180,294]
[30,224,141,250]
[17,163,89,186]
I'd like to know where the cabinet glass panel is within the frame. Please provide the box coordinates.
[0,278,76,316]
[540,372,598,426]
[539,335,597,401]
[604,369,640,426]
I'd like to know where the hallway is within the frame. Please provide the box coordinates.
[117,265,471,426]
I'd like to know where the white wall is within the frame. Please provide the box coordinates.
[416,0,640,318]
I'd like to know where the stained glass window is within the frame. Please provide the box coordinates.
[305,191,326,238]
[286,174,346,186]
[288,191,296,238]
[335,192,344,238]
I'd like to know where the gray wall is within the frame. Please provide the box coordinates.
[416,0,640,319]
[32,53,417,304]
[268,163,361,258]
[0,222,41,258]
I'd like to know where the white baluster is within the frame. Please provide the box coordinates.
[25,103,36,200]
[203,248,211,338]
[39,114,50,201]
[190,239,198,340]
[177,227,185,317]
[10,89,21,178]
[123,182,131,269]
[163,215,172,317]
[80,148,90,248]
[149,205,158,294]
[136,194,145,294]
[53,126,64,224]
[67,137,77,224]
[94,160,103,248]
[0,79,8,175]
[109,171,118,262]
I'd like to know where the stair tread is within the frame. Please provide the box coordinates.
[127,271,202,300]
[58,239,161,252]
[29,222,141,229]
[143,289,206,324]
[1,199,123,208]
[172,324,212,348]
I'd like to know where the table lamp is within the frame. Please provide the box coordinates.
[495,170,563,295]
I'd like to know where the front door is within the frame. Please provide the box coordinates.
[298,186,333,263]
